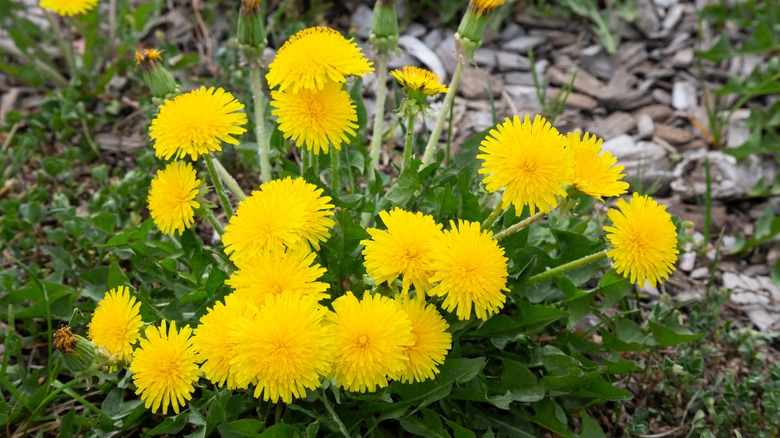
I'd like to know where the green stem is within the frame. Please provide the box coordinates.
[199,208,225,235]
[481,199,504,230]
[210,155,247,201]
[0,40,68,87]
[331,148,340,195]
[320,389,350,438]
[421,59,465,165]
[368,55,389,187]
[46,12,77,80]
[492,210,547,241]
[204,154,235,219]
[402,112,416,169]
[526,250,609,286]
[249,65,272,183]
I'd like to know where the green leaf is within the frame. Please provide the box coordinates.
[649,321,705,348]
[498,359,545,403]
[579,412,606,438]
[444,418,478,438]
[399,408,448,438]
[259,423,301,438]
[379,159,421,209]
[575,379,633,400]
[218,419,265,438]
[148,411,189,435]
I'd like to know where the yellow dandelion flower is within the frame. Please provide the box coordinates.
[229,291,335,403]
[147,161,201,236]
[477,115,575,214]
[569,132,629,201]
[130,320,200,415]
[328,292,415,393]
[428,220,509,320]
[604,193,679,287]
[87,285,143,372]
[361,208,443,295]
[393,298,451,383]
[134,48,164,66]
[150,86,247,160]
[223,177,335,265]
[40,0,97,16]
[270,81,358,154]
[266,26,374,94]
[192,294,252,389]
[227,244,329,306]
[390,66,450,97]
[470,0,505,14]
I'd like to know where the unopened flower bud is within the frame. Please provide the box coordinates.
[455,0,505,61]
[370,0,398,54]
[237,0,267,57]
[135,49,178,98]
[54,326,105,387]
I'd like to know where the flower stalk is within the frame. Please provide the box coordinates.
[481,198,504,230]
[331,149,340,194]
[402,112,415,169]
[211,155,247,202]
[421,59,465,165]
[492,210,547,241]
[367,54,389,188]
[199,207,226,235]
[526,250,609,286]
[250,65,272,183]
[204,154,235,219]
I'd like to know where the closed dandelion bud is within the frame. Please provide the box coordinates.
[54,326,104,378]
[455,0,505,61]
[370,0,398,54]
[237,0,267,56]
[135,49,178,99]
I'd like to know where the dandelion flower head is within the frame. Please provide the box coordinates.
[428,220,509,320]
[192,293,252,389]
[271,81,358,154]
[150,86,247,160]
[227,244,329,306]
[390,66,450,97]
[361,208,443,295]
[266,26,374,94]
[228,291,335,402]
[130,320,200,415]
[568,131,629,201]
[604,193,679,287]
[478,115,574,214]
[328,292,415,393]
[392,298,451,383]
[470,0,505,14]
[40,0,97,16]
[147,161,201,236]
[223,177,335,265]
[87,285,143,371]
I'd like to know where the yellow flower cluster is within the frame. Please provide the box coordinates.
[268,26,373,154]
[477,114,677,286]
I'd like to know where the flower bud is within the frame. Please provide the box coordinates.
[54,326,105,386]
[237,0,267,57]
[455,0,505,61]
[370,0,398,54]
[135,49,179,98]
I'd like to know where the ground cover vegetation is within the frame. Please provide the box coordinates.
[1,0,778,436]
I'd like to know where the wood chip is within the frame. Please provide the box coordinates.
[635,104,674,122]
[655,123,694,145]
[589,112,637,139]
